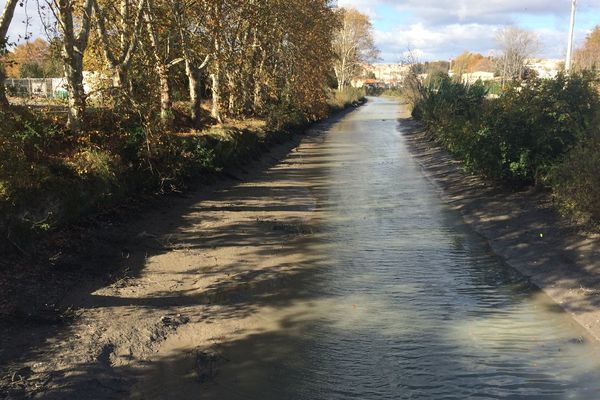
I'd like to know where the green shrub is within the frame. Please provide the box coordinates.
[413,72,600,185]
[483,80,502,95]
[266,104,307,131]
[68,148,117,180]
[0,109,63,204]
[488,73,599,183]
[120,125,148,163]
[550,131,600,222]
[143,134,217,192]
[412,74,487,123]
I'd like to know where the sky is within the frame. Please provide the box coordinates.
[2,0,600,62]
[338,0,600,62]
[3,0,53,44]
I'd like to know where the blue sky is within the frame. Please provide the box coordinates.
[3,0,600,62]
[338,0,600,62]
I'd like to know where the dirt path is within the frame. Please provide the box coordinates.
[0,114,338,399]
[399,108,600,341]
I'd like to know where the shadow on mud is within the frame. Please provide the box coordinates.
[0,106,359,398]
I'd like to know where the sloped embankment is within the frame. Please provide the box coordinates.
[400,109,600,341]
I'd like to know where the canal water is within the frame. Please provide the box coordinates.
[142,98,600,399]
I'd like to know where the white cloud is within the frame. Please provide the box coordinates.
[337,0,380,18]
[375,23,498,61]
[340,0,600,24]
[338,0,599,61]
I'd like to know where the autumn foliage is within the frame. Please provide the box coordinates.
[0,1,370,248]
[451,52,495,74]
[574,26,600,72]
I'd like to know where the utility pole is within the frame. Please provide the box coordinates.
[565,0,577,72]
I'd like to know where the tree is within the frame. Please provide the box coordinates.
[0,0,20,108]
[332,8,378,91]
[142,0,187,129]
[472,57,495,73]
[92,0,145,99]
[451,52,495,80]
[3,38,62,78]
[47,0,95,133]
[574,26,600,72]
[275,0,336,119]
[199,0,335,123]
[453,52,479,74]
[205,0,223,123]
[169,0,210,127]
[496,27,539,84]
[0,0,337,133]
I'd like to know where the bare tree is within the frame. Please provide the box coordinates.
[0,0,20,109]
[332,7,378,91]
[400,49,425,109]
[48,0,95,133]
[496,26,539,85]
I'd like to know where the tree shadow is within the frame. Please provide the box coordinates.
[0,106,360,397]
[27,284,600,400]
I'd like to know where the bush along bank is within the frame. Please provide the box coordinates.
[0,89,366,254]
[411,72,600,224]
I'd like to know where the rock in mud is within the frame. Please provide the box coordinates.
[160,314,190,328]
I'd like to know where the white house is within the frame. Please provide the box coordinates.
[462,71,495,84]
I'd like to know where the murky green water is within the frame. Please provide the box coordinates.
[142,98,600,399]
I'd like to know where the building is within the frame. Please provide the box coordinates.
[350,78,377,88]
[461,71,495,84]
[525,59,562,79]
[363,64,410,86]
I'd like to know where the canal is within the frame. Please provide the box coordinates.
[137,97,600,399]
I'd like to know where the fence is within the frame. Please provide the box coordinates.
[4,78,68,99]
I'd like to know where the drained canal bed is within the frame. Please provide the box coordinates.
[134,98,600,400]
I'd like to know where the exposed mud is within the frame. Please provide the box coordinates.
[0,109,348,399]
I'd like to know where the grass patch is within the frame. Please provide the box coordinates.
[327,87,366,112]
